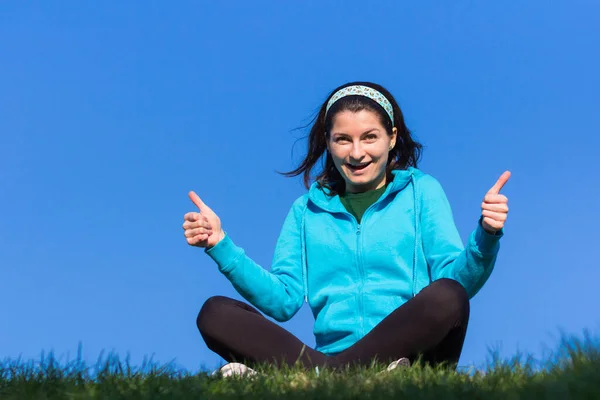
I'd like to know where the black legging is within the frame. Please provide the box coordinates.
[197,278,469,371]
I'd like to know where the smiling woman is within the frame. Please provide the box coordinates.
[284,82,422,197]
[327,110,396,193]
[184,81,510,377]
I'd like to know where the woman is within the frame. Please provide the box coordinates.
[183,82,510,376]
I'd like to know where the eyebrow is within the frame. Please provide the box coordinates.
[331,128,380,137]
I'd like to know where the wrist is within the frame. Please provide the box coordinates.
[482,225,497,235]
[479,216,500,236]
[207,230,226,249]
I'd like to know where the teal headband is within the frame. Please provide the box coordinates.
[325,85,394,123]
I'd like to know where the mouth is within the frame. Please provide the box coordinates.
[346,162,372,172]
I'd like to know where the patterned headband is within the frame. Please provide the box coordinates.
[325,85,394,123]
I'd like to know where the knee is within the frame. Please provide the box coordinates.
[429,279,469,316]
[196,295,230,334]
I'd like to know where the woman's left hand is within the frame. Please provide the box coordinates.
[481,171,511,234]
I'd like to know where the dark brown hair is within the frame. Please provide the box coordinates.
[281,81,423,196]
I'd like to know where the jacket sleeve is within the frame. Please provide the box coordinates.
[419,174,502,298]
[203,198,306,322]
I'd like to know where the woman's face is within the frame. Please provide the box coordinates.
[327,110,397,193]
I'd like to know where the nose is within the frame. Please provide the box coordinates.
[350,141,366,161]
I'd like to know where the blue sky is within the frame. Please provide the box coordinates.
[1,2,599,372]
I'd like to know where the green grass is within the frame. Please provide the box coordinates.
[2,333,599,399]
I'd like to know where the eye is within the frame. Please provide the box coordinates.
[335,136,350,143]
[364,134,377,141]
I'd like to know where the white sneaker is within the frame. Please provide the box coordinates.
[382,357,411,373]
[211,362,259,378]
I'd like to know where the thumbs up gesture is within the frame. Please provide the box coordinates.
[183,191,225,248]
[481,171,511,234]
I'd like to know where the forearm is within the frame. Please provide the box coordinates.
[434,222,501,297]
[205,233,303,321]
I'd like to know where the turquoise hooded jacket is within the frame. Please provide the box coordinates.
[205,167,502,355]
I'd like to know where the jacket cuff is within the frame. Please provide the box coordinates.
[472,217,503,254]
[204,233,244,273]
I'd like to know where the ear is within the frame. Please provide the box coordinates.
[390,127,398,148]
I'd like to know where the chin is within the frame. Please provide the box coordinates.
[348,177,370,186]
[342,170,386,190]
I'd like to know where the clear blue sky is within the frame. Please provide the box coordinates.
[1,2,599,373]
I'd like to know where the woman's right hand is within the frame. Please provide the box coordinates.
[183,191,225,249]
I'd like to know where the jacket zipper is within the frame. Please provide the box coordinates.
[355,202,380,338]
[309,187,391,333]
[356,222,364,336]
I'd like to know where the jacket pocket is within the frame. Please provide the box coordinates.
[313,295,358,350]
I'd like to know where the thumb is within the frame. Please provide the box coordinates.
[487,170,511,195]
[188,191,209,212]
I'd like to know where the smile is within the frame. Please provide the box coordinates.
[347,162,371,172]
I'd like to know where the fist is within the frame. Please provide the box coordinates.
[183,191,225,248]
[481,171,511,234]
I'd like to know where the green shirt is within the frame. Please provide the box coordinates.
[339,184,388,224]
